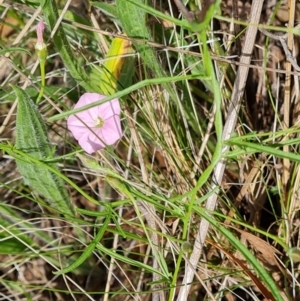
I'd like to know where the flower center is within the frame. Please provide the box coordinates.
[94,116,104,128]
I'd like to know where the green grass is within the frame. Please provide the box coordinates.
[1,0,300,300]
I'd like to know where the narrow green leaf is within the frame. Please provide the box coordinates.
[118,51,135,90]
[49,73,206,121]
[0,235,27,254]
[0,47,31,56]
[53,210,111,275]
[13,85,74,216]
[225,139,300,163]
[287,248,300,263]
[96,243,166,278]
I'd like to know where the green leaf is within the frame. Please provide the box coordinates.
[53,209,111,275]
[0,202,57,247]
[61,9,99,40]
[287,248,300,263]
[225,138,300,163]
[0,211,34,255]
[118,50,135,90]
[13,85,74,217]
[0,234,27,254]
[96,243,166,278]
[0,47,31,56]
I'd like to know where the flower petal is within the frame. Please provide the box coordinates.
[87,115,122,147]
[100,115,123,144]
[68,123,90,140]
[67,113,95,128]
[36,20,45,45]
[76,128,105,154]
[67,93,123,153]
[96,99,121,120]
[74,93,106,108]
[78,136,103,154]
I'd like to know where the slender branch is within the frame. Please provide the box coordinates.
[259,25,300,72]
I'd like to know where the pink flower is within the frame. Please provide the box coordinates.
[35,20,46,51]
[67,93,123,154]
[35,20,47,63]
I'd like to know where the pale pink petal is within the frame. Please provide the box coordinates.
[87,132,106,147]
[78,136,103,154]
[67,113,95,128]
[37,20,45,45]
[96,99,121,120]
[68,123,92,140]
[100,116,123,143]
[67,113,96,141]
[87,140,105,153]
[77,130,92,144]
[67,93,123,153]
[74,93,106,108]
[76,129,105,154]
[86,115,122,148]
[73,93,108,121]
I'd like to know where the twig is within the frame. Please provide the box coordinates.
[172,0,195,22]
[259,24,300,72]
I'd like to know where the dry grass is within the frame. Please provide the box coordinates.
[1,0,300,300]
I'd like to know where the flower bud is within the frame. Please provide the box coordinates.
[35,20,47,63]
